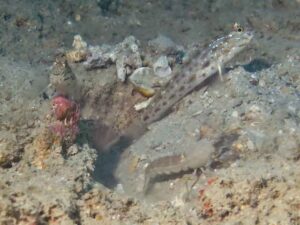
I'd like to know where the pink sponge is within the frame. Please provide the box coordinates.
[49,96,80,144]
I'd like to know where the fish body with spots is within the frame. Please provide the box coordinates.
[141,28,254,125]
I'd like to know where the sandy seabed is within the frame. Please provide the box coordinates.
[0,0,299,224]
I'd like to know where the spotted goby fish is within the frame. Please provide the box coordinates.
[143,139,214,194]
[105,27,254,149]
[141,27,253,125]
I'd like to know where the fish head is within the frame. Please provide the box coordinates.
[209,26,254,64]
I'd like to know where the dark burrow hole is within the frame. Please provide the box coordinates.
[77,119,133,189]
[92,135,132,188]
[242,58,271,73]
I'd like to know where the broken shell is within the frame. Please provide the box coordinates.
[134,86,155,98]
[129,67,156,97]
[130,67,154,84]
[153,55,172,77]
[134,98,152,111]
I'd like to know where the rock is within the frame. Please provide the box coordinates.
[114,36,143,82]
[83,44,113,70]
[153,55,172,78]
[148,34,178,54]
[83,36,142,82]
